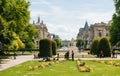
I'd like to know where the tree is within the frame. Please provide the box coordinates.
[22,24,38,49]
[97,38,111,57]
[90,38,99,55]
[54,36,62,48]
[0,0,38,52]
[110,0,120,46]
[76,38,84,51]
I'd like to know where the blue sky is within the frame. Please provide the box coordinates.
[28,0,115,40]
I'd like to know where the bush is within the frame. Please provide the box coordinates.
[90,38,99,55]
[51,40,57,55]
[38,39,52,57]
[97,38,111,57]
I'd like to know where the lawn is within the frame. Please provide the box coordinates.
[0,60,120,76]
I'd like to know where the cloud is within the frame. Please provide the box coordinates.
[78,12,113,24]
[46,23,80,40]
[28,0,114,40]
[30,11,50,17]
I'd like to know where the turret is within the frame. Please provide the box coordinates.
[84,21,89,31]
[38,16,40,23]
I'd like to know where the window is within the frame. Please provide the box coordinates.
[98,30,102,37]
[36,41,39,45]
[106,31,109,36]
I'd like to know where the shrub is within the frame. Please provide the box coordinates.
[38,39,52,57]
[90,38,99,55]
[51,40,57,55]
[97,38,111,57]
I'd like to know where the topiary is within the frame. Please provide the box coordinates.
[97,38,111,57]
[51,40,57,55]
[38,38,52,57]
[90,38,99,55]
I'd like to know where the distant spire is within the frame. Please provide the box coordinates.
[84,21,89,31]
[33,20,35,24]
[41,20,43,24]
[38,16,40,23]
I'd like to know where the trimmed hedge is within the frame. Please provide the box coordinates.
[90,39,99,55]
[38,39,52,57]
[52,40,57,55]
[97,38,111,57]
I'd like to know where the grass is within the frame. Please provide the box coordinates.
[0,60,120,76]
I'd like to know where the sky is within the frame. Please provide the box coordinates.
[27,0,115,40]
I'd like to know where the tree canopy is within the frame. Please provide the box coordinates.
[0,0,38,51]
[76,38,84,50]
[110,0,120,46]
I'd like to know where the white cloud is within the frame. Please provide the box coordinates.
[30,11,50,17]
[28,0,114,40]
[79,12,113,24]
[46,23,80,40]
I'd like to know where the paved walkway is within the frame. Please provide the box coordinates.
[0,46,120,71]
[1,54,120,71]
[0,55,33,71]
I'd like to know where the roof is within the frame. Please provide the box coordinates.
[84,21,89,31]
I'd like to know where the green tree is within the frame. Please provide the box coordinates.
[98,38,111,57]
[23,24,38,49]
[90,38,99,55]
[110,0,120,46]
[54,37,62,48]
[76,38,84,51]
[0,0,38,52]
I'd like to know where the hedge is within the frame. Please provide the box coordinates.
[51,40,57,55]
[38,39,52,57]
[97,38,111,57]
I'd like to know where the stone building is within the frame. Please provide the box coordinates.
[77,21,91,48]
[77,21,110,48]
[33,17,49,49]
[90,22,109,40]
[70,38,76,46]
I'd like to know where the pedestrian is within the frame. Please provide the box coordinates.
[66,51,69,60]
[112,50,115,58]
[71,50,74,61]
[65,51,69,60]
[33,53,37,59]
[13,52,17,59]
[57,53,59,60]
[100,50,104,58]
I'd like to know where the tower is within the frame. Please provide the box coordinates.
[38,16,40,23]
[84,21,89,31]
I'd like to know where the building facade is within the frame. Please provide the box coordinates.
[77,21,91,48]
[33,17,49,49]
[77,21,110,48]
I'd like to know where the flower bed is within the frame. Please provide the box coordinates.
[76,60,93,72]
[28,60,61,71]
[92,60,120,67]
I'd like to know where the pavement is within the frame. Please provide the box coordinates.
[0,46,120,71]
[0,55,33,71]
